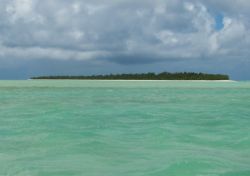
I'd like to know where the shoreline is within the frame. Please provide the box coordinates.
[29,79,236,82]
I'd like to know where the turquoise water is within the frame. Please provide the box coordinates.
[0,80,250,176]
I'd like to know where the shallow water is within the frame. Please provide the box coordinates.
[0,80,250,176]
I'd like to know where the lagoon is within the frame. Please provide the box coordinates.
[0,80,250,176]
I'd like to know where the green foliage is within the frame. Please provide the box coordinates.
[31,72,229,80]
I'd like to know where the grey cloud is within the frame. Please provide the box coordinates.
[0,0,250,79]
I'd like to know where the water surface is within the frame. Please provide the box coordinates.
[0,80,250,176]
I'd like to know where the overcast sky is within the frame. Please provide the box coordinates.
[0,0,250,80]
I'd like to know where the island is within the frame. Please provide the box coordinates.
[31,72,229,80]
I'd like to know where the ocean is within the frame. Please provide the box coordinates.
[0,80,250,176]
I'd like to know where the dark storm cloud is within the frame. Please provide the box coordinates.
[0,0,250,79]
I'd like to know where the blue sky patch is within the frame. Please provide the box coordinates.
[214,13,224,31]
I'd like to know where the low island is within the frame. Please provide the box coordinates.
[31,72,229,80]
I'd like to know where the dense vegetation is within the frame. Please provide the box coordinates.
[31,72,229,80]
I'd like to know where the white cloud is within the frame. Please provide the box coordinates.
[72,3,81,13]
[0,43,110,61]
[6,0,44,23]
[184,2,195,12]
[69,30,85,40]
[0,0,250,64]
[155,30,179,46]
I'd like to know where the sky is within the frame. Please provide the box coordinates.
[0,0,250,80]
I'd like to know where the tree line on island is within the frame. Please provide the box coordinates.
[31,72,229,80]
